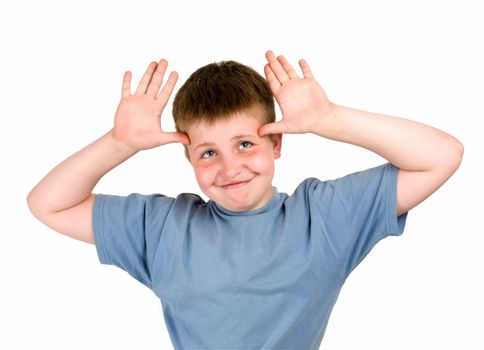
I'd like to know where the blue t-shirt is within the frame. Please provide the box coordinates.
[93,163,407,349]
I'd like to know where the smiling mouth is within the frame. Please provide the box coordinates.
[221,179,253,190]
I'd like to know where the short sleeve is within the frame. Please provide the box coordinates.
[309,163,408,277]
[92,193,175,289]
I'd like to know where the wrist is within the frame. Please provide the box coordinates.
[312,102,341,138]
[106,129,140,157]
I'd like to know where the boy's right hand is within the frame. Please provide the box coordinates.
[27,59,190,244]
[111,59,189,151]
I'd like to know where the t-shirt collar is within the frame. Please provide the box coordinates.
[211,187,280,216]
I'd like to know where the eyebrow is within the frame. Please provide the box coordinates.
[193,134,257,151]
[193,142,215,152]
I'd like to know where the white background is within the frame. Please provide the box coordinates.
[1,0,483,349]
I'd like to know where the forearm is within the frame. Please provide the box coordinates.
[317,104,463,171]
[27,130,137,215]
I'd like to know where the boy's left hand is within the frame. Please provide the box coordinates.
[258,51,336,137]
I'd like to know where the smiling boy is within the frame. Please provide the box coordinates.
[27,51,463,349]
[184,112,281,212]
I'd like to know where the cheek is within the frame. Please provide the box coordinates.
[193,163,216,188]
[248,150,275,175]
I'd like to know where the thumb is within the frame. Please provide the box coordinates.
[159,131,191,146]
[258,121,287,137]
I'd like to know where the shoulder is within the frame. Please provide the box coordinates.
[94,192,207,215]
[291,163,397,201]
[301,163,396,187]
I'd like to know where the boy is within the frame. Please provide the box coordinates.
[27,51,463,349]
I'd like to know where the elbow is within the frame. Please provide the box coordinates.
[26,190,35,213]
[26,189,58,232]
[444,136,464,174]
[26,189,40,219]
[26,188,48,221]
[452,137,464,168]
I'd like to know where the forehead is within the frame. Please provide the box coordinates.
[186,112,263,142]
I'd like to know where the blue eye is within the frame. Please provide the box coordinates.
[239,141,253,150]
[201,150,216,159]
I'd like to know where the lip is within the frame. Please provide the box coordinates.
[220,178,253,190]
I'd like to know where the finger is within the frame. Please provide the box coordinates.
[159,131,191,146]
[146,59,168,98]
[265,50,289,84]
[135,61,157,95]
[299,59,314,79]
[264,64,281,93]
[277,55,299,79]
[156,71,178,108]
[121,71,132,98]
[258,121,286,137]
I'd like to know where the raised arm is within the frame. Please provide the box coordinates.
[259,51,464,217]
[27,59,188,244]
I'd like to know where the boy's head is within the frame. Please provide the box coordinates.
[173,60,282,212]
[173,60,275,133]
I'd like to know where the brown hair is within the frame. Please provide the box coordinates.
[173,60,275,133]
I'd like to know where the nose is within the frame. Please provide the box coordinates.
[220,154,242,178]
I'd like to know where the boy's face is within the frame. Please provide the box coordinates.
[185,111,282,212]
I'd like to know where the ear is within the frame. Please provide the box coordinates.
[270,134,282,159]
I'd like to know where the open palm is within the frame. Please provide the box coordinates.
[259,51,335,137]
[112,59,189,151]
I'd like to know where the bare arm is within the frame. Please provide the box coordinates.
[259,51,464,217]
[316,105,463,216]
[27,59,189,244]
